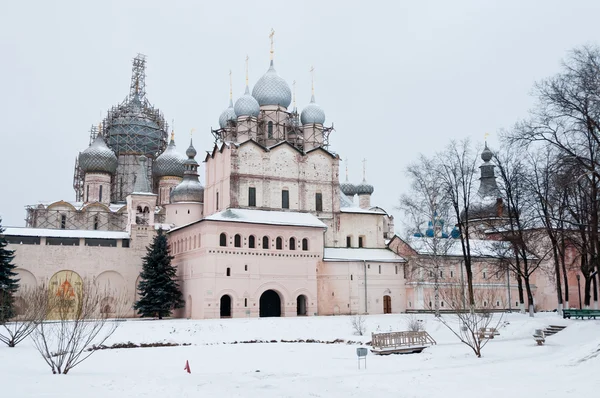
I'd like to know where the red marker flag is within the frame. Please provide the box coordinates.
[184,360,191,374]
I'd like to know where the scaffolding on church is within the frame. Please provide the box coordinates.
[211,107,333,152]
[25,205,128,231]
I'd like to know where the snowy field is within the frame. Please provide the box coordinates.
[1,313,598,397]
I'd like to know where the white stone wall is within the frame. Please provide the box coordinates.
[166,202,203,228]
[336,213,386,248]
[8,226,154,318]
[317,260,406,315]
[169,220,323,319]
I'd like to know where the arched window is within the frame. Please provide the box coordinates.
[302,238,308,251]
[289,237,296,250]
[99,185,103,202]
[276,237,283,250]
[249,235,256,248]
[220,233,227,247]
[60,214,67,229]
[234,234,241,248]
[262,236,269,249]
[143,206,150,214]
[226,267,231,277]
[93,215,99,230]
[86,185,90,202]
[268,121,273,138]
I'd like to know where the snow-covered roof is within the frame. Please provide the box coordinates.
[323,247,406,263]
[2,227,130,240]
[405,237,511,258]
[202,208,327,229]
[340,207,386,215]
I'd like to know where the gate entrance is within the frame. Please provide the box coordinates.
[259,290,281,317]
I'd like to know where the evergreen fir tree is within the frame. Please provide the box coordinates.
[0,218,19,323]
[134,228,183,319]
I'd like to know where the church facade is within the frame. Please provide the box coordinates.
[3,46,570,319]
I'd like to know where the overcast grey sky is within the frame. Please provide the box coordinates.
[1,0,599,228]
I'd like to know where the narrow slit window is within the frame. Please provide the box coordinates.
[248,187,256,207]
[282,190,289,209]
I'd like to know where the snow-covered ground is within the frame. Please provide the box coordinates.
[2,313,598,397]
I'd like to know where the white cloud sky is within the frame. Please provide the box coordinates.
[1,0,599,228]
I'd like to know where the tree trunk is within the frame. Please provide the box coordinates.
[516,273,525,313]
[524,275,535,317]
[552,243,563,315]
[560,239,569,309]
[593,274,598,309]
[584,276,591,308]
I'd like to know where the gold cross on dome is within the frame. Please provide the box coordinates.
[269,28,275,59]
[310,66,315,96]
[245,55,249,86]
[484,132,490,141]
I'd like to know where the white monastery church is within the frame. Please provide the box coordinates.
[4,39,567,318]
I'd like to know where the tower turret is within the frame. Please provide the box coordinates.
[167,138,204,227]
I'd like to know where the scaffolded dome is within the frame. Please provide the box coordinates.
[153,136,186,178]
[300,95,326,125]
[78,135,118,174]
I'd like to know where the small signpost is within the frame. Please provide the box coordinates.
[356,347,368,369]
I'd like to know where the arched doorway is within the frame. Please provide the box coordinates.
[297,295,307,316]
[259,290,281,317]
[383,295,392,314]
[220,295,232,318]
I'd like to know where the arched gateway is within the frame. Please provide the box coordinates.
[259,290,281,317]
[220,295,232,318]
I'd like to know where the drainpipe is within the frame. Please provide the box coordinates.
[363,260,368,314]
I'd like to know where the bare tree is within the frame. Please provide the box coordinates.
[508,45,600,308]
[437,140,480,309]
[406,315,425,332]
[436,283,505,358]
[30,280,125,374]
[350,314,367,336]
[489,143,548,316]
[399,154,455,316]
[0,285,47,347]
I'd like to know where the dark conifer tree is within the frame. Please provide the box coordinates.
[134,229,183,319]
[0,218,19,322]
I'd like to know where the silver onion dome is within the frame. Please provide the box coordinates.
[219,99,237,128]
[300,94,326,125]
[340,181,357,196]
[78,135,118,174]
[170,139,204,203]
[355,180,374,195]
[481,142,493,162]
[252,61,292,108]
[234,86,260,117]
[153,135,186,178]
